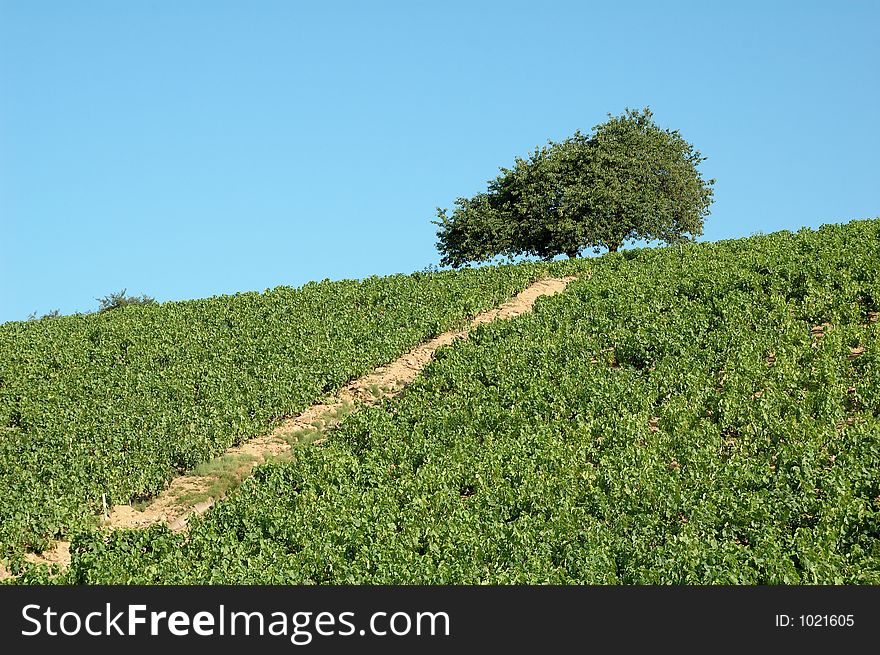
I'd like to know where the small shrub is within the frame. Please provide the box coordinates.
[27,309,61,321]
[96,289,156,313]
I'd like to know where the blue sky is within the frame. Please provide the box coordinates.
[1,1,878,323]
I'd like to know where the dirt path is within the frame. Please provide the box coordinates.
[3,275,576,577]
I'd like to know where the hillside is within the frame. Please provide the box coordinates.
[0,263,573,564]
[5,219,880,584]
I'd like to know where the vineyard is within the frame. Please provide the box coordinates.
[0,264,556,565]
[4,219,880,584]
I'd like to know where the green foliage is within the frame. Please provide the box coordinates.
[96,289,157,313]
[49,218,880,585]
[435,107,715,266]
[0,264,546,561]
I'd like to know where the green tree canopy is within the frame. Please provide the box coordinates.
[434,108,715,266]
[97,288,157,313]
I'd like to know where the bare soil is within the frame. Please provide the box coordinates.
[0,541,72,580]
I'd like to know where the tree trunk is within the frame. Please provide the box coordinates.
[607,242,620,253]
[565,249,579,259]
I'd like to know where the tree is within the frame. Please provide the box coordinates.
[434,108,715,266]
[97,288,156,313]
